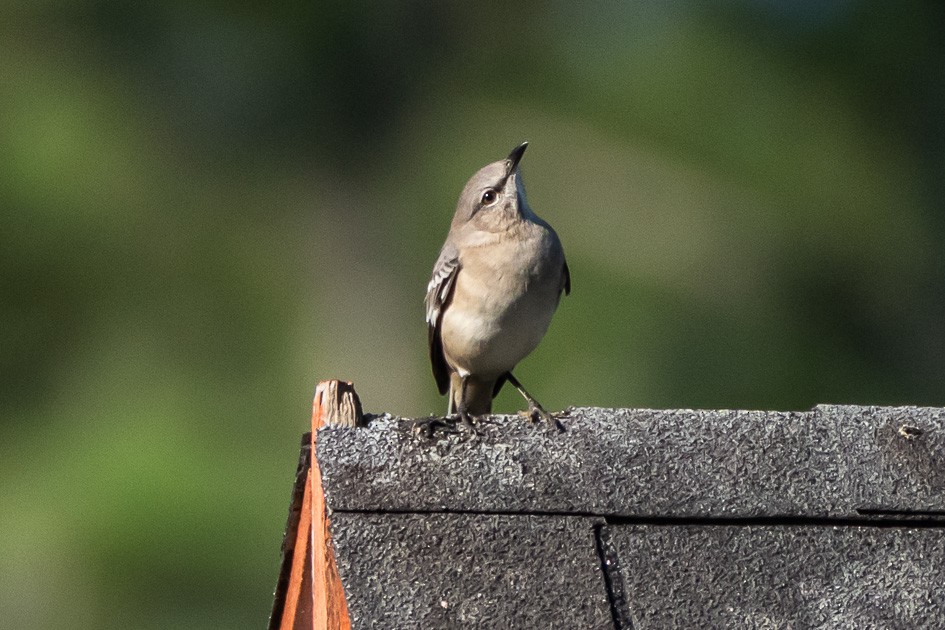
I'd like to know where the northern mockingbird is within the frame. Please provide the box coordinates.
[425,142,570,430]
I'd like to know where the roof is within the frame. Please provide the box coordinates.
[315,404,945,628]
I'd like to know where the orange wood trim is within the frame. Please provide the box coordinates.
[279,468,313,629]
[311,382,353,630]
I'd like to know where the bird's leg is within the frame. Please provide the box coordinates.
[456,375,477,432]
[414,376,478,438]
[505,372,564,433]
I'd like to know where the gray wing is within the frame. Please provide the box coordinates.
[425,243,460,395]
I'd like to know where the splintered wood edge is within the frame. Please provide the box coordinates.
[311,380,354,630]
[319,380,365,428]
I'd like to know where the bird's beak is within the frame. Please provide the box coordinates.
[506,142,528,174]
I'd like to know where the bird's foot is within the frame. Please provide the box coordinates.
[519,403,565,433]
[412,414,480,439]
[459,410,480,435]
[412,417,458,439]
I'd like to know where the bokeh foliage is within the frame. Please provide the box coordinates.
[1,1,943,627]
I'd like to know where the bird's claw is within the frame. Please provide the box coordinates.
[412,414,480,439]
[520,403,565,433]
[412,417,457,439]
[459,411,481,436]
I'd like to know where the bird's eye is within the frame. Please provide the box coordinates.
[480,189,498,205]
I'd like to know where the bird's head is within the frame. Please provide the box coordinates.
[451,142,533,233]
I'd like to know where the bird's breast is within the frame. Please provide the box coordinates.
[440,228,564,378]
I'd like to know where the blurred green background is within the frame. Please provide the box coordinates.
[1,0,943,627]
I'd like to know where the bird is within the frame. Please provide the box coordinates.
[425,142,570,431]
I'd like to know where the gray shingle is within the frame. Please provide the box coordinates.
[317,405,945,518]
[607,524,945,629]
[329,513,613,630]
